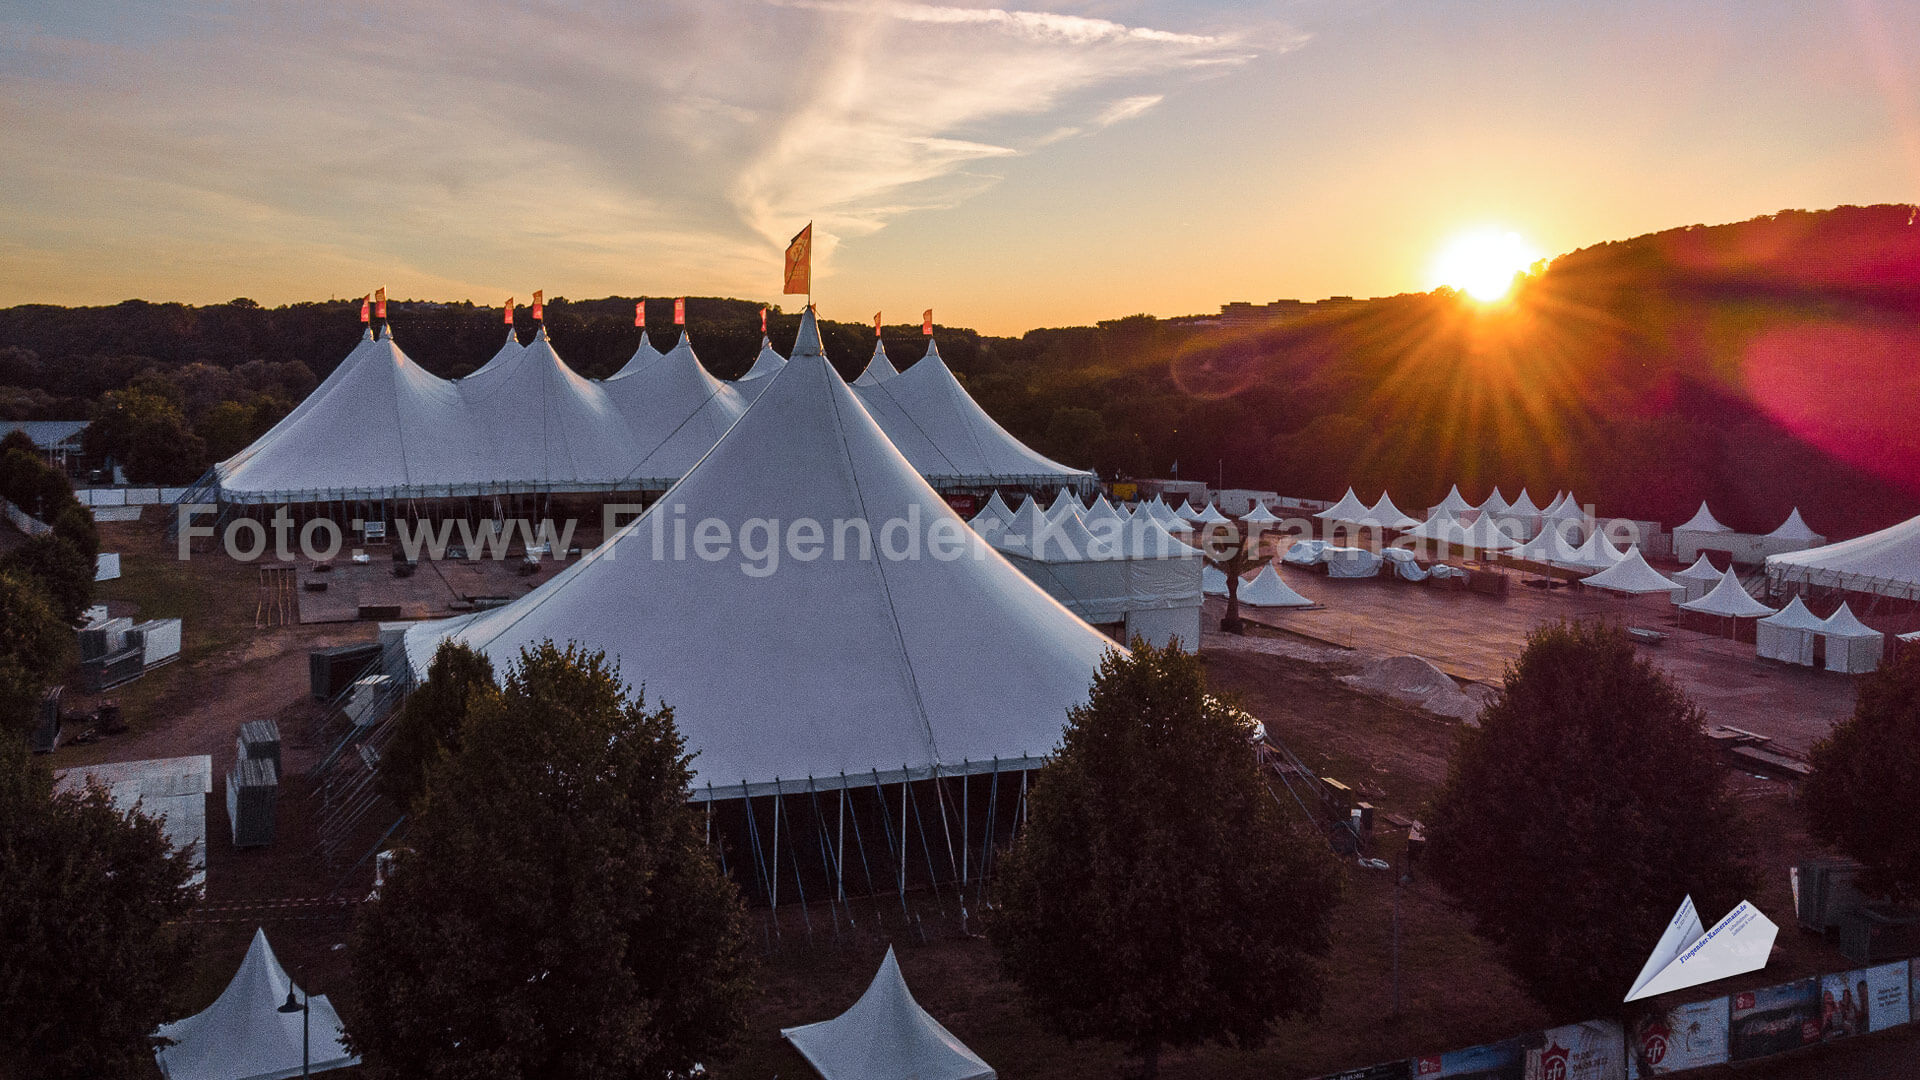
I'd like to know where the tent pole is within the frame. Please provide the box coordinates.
[905,772,948,921]
[837,784,847,903]
[770,783,782,914]
[979,758,1001,909]
[962,760,970,888]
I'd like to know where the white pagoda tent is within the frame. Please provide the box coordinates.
[1568,529,1627,570]
[607,328,665,379]
[1675,554,1726,601]
[1581,548,1682,599]
[1677,502,1733,534]
[1401,513,1520,557]
[1766,514,1920,602]
[781,947,994,1080]
[1314,488,1371,523]
[1820,603,1886,674]
[1756,596,1827,666]
[1241,501,1283,525]
[851,338,899,386]
[404,308,1113,800]
[1679,567,1775,637]
[1044,487,1085,524]
[1511,523,1588,569]
[1429,485,1475,520]
[993,507,1203,652]
[853,339,1094,491]
[1193,502,1232,525]
[153,929,357,1080]
[1476,487,1510,517]
[1765,508,1823,545]
[971,490,1016,531]
[1238,564,1313,608]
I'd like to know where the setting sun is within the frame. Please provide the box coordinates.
[1430,228,1545,302]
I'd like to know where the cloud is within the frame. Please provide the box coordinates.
[0,0,1273,304]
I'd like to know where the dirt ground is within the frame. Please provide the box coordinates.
[50,519,1915,1079]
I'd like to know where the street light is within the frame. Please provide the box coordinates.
[276,985,310,1078]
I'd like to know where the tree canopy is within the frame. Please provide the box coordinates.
[374,640,496,815]
[348,642,754,1080]
[1804,648,1920,902]
[1424,620,1753,1017]
[991,640,1342,1076]
[0,570,75,731]
[0,735,200,1079]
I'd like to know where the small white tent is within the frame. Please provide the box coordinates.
[1765,508,1823,545]
[1360,492,1421,530]
[1314,488,1371,523]
[781,947,994,1080]
[154,929,357,1080]
[1203,564,1230,596]
[1679,568,1776,618]
[1431,484,1475,519]
[1477,487,1510,516]
[1193,502,1231,525]
[1677,502,1732,533]
[1581,548,1682,598]
[1675,554,1726,601]
[1756,596,1826,666]
[1820,603,1886,674]
[1238,564,1313,608]
[1242,502,1283,525]
[468,326,525,379]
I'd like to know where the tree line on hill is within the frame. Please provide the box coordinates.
[2,204,1917,534]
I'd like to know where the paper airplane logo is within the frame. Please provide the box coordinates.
[1625,895,1778,1001]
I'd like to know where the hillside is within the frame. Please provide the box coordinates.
[1,204,1917,536]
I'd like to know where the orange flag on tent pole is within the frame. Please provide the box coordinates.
[635,300,644,327]
[359,295,370,323]
[760,306,768,334]
[374,287,387,319]
[783,223,812,295]
[673,297,685,325]
[873,312,881,337]
[922,309,933,336]
[503,298,514,325]
[531,290,544,321]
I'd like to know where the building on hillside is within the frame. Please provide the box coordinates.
[0,420,90,473]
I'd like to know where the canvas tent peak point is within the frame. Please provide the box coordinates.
[782,946,995,1080]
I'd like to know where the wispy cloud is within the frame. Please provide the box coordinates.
[0,0,1277,304]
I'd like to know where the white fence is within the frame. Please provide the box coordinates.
[73,487,193,507]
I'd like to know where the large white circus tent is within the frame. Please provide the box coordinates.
[458,326,649,489]
[466,326,526,379]
[852,337,900,386]
[852,338,1095,491]
[217,325,379,477]
[600,331,748,488]
[734,334,789,399]
[404,309,1113,798]
[1766,513,1920,602]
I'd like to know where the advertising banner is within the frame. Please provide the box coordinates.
[1415,1037,1524,1079]
[1313,1061,1413,1080]
[1527,1020,1625,1080]
[1627,998,1729,1077]
[1819,961,1910,1040]
[1728,978,1821,1061]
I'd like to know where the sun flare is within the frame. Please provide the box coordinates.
[1430,228,1544,302]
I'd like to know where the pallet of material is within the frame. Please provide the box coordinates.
[82,645,147,693]
[131,618,182,668]
[226,756,278,848]
[1729,744,1812,779]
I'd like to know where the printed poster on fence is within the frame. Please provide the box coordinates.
[1819,961,1910,1040]
[1728,978,1821,1062]
[1526,1020,1625,1080]
[1627,998,1728,1077]
[1415,1037,1524,1079]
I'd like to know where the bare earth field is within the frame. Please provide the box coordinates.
[47,521,1918,1078]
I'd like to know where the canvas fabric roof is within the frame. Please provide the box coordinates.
[1511,523,1588,566]
[1477,487,1510,515]
[852,339,899,386]
[607,329,664,379]
[154,929,358,1080]
[601,331,748,488]
[1757,595,1825,666]
[997,517,1202,625]
[459,327,646,488]
[852,339,1093,489]
[738,335,788,382]
[1314,488,1371,522]
[1677,502,1733,533]
[1238,564,1313,608]
[1676,554,1725,583]
[1194,502,1231,524]
[1402,512,1520,554]
[1766,514,1920,600]
[1242,502,1283,524]
[1569,529,1627,569]
[217,327,376,476]
[1821,601,1886,673]
[1765,508,1823,543]
[781,947,995,1080]
[1679,568,1776,618]
[1434,485,1475,517]
[1581,548,1682,596]
[1359,493,1421,529]
[467,327,525,379]
[404,309,1113,799]
[1822,602,1882,639]
[1506,489,1543,517]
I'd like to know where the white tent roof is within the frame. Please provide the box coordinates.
[1765,508,1823,542]
[975,490,1015,529]
[1581,547,1681,595]
[1171,498,1204,523]
[1045,487,1085,524]
[735,334,789,394]
[467,327,525,380]
[608,329,665,379]
[1677,501,1732,533]
[405,309,1112,798]
[1767,514,1920,599]
[1570,529,1627,569]
[1241,502,1283,524]
[1760,595,1828,631]
[220,328,376,475]
[1821,601,1883,640]
[1506,489,1543,516]
[1403,513,1520,553]
[1679,568,1776,618]
[852,338,900,386]
[1511,524,1587,565]
[154,929,357,1080]
[602,331,749,488]
[460,327,645,488]
[1193,502,1231,525]
[1477,487,1510,515]
[852,339,1092,489]
[1082,493,1123,527]
[993,496,1049,555]
[1202,564,1229,596]
[1238,564,1313,608]
[1314,488,1370,521]
[782,947,994,1080]
[1675,553,1725,583]
[1434,485,1475,516]
[1543,492,1586,523]
[1543,490,1568,514]
[1360,492,1420,529]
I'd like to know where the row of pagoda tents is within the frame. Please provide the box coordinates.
[207,319,1090,507]
[392,309,1113,910]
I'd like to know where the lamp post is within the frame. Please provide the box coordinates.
[277,984,310,1077]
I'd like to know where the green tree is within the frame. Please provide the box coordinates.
[1803,648,1920,902]
[0,571,74,731]
[375,640,496,814]
[194,400,259,462]
[0,429,34,457]
[992,641,1342,1077]
[1424,621,1753,1017]
[0,734,199,1079]
[1043,406,1107,470]
[1,534,94,623]
[86,388,207,483]
[348,642,754,1080]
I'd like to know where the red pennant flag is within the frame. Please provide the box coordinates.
[873,312,882,337]
[374,287,387,319]
[635,300,645,327]
[359,295,370,323]
[673,297,685,325]
[783,223,812,295]
[760,306,768,334]
[503,297,514,325]
[922,308,933,336]
[531,290,544,321]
